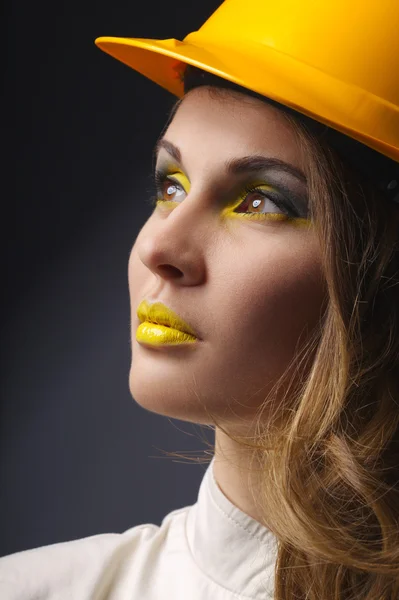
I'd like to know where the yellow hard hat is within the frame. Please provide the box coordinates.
[95,0,399,198]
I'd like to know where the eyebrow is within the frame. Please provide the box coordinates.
[154,138,307,185]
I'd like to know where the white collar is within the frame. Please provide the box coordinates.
[186,457,277,598]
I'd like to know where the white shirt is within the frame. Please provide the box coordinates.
[0,457,277,599]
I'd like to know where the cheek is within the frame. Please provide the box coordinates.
[258,258,325,330]
[127,241,138,284]
[212,242,326,372]
[128,238,148,307]
[195,254,325,417]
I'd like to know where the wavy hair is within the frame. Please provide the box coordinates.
[159,66,399,599]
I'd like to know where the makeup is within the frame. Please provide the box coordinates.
[136,300,198,346]
[224,210,311,227]
[154,166,189,198]
[152,166,311,227]
[154,138,309,214]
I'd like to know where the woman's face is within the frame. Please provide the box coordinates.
[128,86,327,428]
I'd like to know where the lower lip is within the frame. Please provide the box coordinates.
[136,322,198,346]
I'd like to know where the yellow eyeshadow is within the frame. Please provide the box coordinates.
[166,169,190,192]
[224,212,312,228]
[156,171,312,228]
[225,211,287,221]
[156,199,179,209]
[220,180,312,227]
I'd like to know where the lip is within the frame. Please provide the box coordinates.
[136,299,199,341]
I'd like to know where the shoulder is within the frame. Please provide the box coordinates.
[0,505,190,600]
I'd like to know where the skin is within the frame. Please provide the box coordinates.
[128,86,327,524]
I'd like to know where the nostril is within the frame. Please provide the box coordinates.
[157,264,184,278]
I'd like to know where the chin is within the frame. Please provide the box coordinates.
[128,359,217,425]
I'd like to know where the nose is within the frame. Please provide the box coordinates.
[136,201,208,286]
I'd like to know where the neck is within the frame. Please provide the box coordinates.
[213,427,267,527]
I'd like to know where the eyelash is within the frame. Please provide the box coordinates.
[147,169,297,219]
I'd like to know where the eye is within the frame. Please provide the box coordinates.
[159,178,186,202]
[152,170,187,204]
[236,185,287,216]
[151,169,298,219]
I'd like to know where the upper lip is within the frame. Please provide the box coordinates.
[136,300,199,338]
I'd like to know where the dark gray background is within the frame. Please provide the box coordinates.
[2,1,220,557]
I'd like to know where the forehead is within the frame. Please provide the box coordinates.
[164,86,304,169]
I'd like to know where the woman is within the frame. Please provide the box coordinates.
[1,1,398,598]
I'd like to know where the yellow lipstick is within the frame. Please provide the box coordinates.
[136,300,198,346]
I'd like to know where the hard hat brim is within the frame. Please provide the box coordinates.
[95,35,399,163]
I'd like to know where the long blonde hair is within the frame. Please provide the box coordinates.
[260,114,399,599]
[158,69,399,599]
